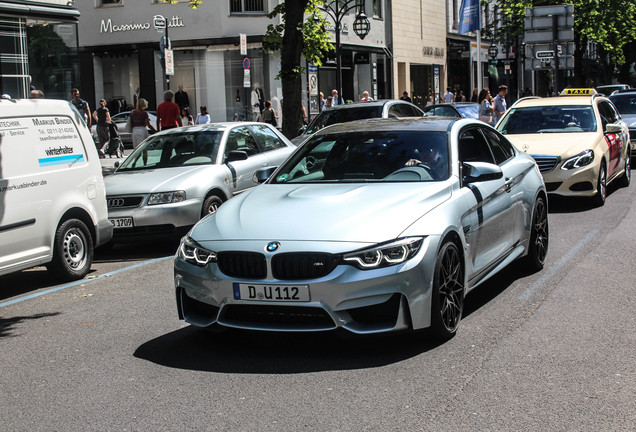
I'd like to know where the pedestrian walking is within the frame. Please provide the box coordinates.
[92,98,110,158]
[71,88,91,127]
[478,89,493,124]
[400,91,412,103]
[181,107,194,126]
[156,90,182,131]
[130,98,156,148]
[443,88,454,103]
[261,100,279,127]
[195,106,211,124]
[492,85,508,125]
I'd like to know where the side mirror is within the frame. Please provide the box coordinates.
[606,123,622,133]
[226,150,248,163]
[114,161,120,169]
[253,166,277,183]
[462,161,503,184]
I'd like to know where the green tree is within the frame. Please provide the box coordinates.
[486,0,636,85]
[164,0,332,138]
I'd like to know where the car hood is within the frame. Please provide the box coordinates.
[505,133,599,157]
[105,165,220,194]
[619,113,636,129]
[191,182,452,243]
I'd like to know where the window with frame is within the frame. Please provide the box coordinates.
[373,0,382,18]
[99,0,122,5]
[230,0,265,13]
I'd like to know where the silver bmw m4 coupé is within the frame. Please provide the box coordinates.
[174,117,549,340]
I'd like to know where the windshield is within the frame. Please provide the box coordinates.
[497,105,597,134]
[456,105,479,119]
[272,131,449,183]
[305,106,383,134]
[117,131,222,171]
[609,94,636,114]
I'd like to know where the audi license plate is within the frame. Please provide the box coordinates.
[233,283,310,302]
[109,217,133,228]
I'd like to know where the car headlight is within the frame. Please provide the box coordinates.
[148,190,186,205]
[561,150,594,170]
[343,237,424,270]
[178,236,216,266]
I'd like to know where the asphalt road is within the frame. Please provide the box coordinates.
[0,179,634,431]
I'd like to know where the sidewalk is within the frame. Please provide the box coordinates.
[100,149,129,176]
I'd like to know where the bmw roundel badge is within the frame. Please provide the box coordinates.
[266,241,280,252]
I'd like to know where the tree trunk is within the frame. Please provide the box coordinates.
[280,0,309,139]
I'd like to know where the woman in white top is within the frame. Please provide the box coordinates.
[195,105,211,124]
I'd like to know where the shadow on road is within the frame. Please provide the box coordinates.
[0,312,61,338]
[93,238,180,264]
[134,326,443,374]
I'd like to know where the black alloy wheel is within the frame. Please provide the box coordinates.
[593,164,607,206]
[430,241,464,340]
[524,195,549,271]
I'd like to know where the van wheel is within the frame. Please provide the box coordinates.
[46,219,94,281]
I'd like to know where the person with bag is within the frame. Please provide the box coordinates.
[129,98,156,148]
[478,89,493,125]
[261,100,279,127]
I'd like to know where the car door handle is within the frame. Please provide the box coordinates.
[504,178,513,192]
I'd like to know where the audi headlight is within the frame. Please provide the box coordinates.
[148,190,186,205]
[343,237,424,270]
[178,236,216,266]
[561,150,594,170]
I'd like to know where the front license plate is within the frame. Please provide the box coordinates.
[233,283,310,302]
[109,217,133,228]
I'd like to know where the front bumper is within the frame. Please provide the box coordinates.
[174,237,441,334]
[541,160,599,197]
[108,197,202,240]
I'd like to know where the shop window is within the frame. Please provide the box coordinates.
[99,0,123,6]
[230,0,265,14]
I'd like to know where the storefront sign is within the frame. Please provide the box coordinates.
[100,16,185,34]
[422,46,445,58]
[240,33,247,55]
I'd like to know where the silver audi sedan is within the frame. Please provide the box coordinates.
[105,122,295,242]
[174,117,548,340]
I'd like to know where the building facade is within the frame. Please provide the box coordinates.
[74,0,391,125]
[391,0,447,108]
[0,0,80,99]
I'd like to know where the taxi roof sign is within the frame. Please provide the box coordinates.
[561,88,597,96]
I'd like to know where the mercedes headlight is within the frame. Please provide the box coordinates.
[178,236,216,266]
[343,237,424,270]
[148,190,186,205]
[561,150,594,170]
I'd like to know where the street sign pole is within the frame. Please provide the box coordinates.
[553,15,559,94]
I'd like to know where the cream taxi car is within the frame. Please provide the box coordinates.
[496,89,630,205]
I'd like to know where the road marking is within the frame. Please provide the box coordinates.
[517,230,598,301]
[0,256,172,308]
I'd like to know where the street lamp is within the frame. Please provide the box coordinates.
[488,43,499,59]
[321,0,371,103]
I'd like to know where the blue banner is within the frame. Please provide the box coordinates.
[458,0,481,34]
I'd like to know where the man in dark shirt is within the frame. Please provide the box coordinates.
[156,90,182,131]
[71,88,91,127]
[400,91,412,103]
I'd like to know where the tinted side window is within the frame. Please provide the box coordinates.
[388,104,402,118]
[225,126,261,157]
[458,128,495,164]
[249,124,286,151]
[597,101,617,126]
[397,103,420,117]
[483,129,514,164]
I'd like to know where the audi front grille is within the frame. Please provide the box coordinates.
[106,196,144,209]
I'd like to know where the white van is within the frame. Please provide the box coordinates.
[0,99,113,281]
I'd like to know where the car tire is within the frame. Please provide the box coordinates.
[202,194,223,217]
[593,164,607,206]
[46,219,93,281]
[523,195,549,271]
[617,152,631,188]
[429,241,464,341]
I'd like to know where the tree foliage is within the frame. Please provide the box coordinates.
[487,0,636,66]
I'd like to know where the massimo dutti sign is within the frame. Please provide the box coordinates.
[99,15,185,33]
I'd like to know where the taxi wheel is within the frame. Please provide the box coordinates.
[617,152,631,188]
[429,241,464,341]
[202,194,223,217]
[46,219,94,281]
[593,164,607,207]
